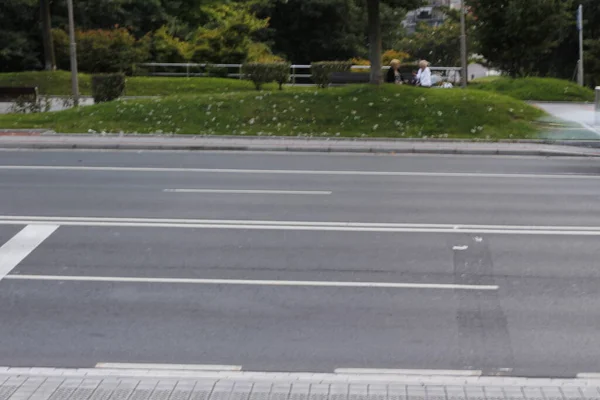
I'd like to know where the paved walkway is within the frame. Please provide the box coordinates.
[532,103,600,140]
[0,368,600,400]
[1,368,600,400]
[0,134,599,157]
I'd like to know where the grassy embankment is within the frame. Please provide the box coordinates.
[0,79,544,139]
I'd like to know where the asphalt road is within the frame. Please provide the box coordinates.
[1,150,600,377]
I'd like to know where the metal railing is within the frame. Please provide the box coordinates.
[137,63,463,84]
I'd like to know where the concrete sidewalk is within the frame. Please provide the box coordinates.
[0,133,600,157]
[1,367,600,400]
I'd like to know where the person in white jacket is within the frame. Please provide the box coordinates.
[416,60,432,88]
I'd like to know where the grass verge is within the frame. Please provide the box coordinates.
[0,84,544,139]
[471,77,594,102]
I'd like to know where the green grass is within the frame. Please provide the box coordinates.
[0,70,269,96]
[471,77,594,102]
[0,84,545,139]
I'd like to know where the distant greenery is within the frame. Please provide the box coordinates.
[471,77,595,102]
[0,84,544,139]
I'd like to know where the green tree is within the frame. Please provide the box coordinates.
[397,8,478,67]
[0,0,42,72]
[190,3,270,63]
[468,0,572,77]
[365,0,422,84]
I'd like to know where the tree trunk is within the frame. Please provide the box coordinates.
[367,0,382,85]
[40,0,56,71]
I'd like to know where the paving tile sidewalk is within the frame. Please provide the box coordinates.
[1,368,600,400]
[0,134,599,157]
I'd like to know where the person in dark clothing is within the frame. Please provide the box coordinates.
[385,59,405,84]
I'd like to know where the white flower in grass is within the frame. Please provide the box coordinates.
[509,108,514,113]
[373,124,379,130]
[471,128,476,133]
[378,113,382,118]
[249,118,255,125]
[437,111,443,116]
[369,102,374,107]
[335,132,340,136]
[272,117,277,121]
[487,107,493,112]
[352,97,358,101]
[351,110,357,115]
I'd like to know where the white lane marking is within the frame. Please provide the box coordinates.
[4,275,499,291]
[0,165,599,180]
[1,216,600,236]
[0,224,58,280]
[453,245,469,250]
[334,368,482,376]
[576,373,600,379]
[96,363,241,371]
[163,189,332,195]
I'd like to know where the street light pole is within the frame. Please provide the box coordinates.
[67,0,80,106]
[460,0,468,88]
[577,4,584,86]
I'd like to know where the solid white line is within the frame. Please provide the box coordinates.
[0,225,59,280]
[95,363,242,371]
[334,368,482,376]
[163,189,332,195]
[4,275,499,291]
[1,216,600,236]
[0,165,599,180]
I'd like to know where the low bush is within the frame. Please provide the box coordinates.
[271,62,291,90]
[91,73,126,103]
[242,62,290,90]
[311,61,352,88]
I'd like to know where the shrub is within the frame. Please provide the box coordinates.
[271,62,291,90]
[91,73,126,103]
[206,65,230,78]
[242,62,290,90]
[242,63,273,90]
[311,61,352,88]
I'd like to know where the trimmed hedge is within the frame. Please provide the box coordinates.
[311,61,352,88]
[242,62,290,90]
[91,73,126,103]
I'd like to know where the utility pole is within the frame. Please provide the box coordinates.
[577,4,584,86]
[460,0,468,88]
[66,0,79,106]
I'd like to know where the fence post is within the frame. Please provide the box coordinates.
[239,65,243,80]
[292,65,296,85]
[186,64,190,78]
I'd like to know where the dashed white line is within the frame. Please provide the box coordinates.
[4,275,499,291]
[96,363,242,371]
[163,189,332,195]
[0,224,59,280]
[334,368,482,376]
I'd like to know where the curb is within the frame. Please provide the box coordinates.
[0,143,596,157]
[0,367,593,386]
